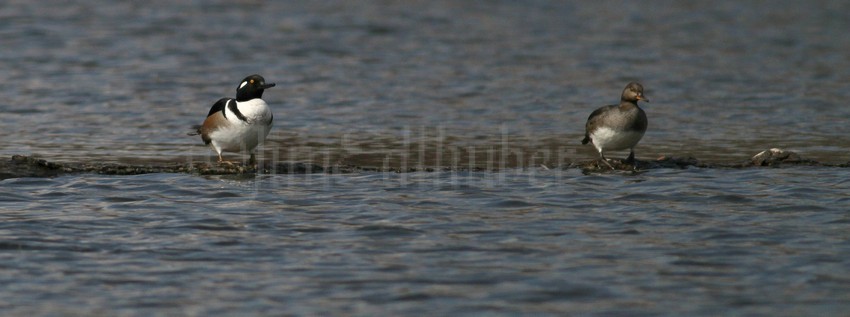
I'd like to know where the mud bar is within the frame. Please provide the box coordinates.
[1,149,847,180]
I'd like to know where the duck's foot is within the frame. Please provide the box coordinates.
[599,158,615,170]
[217,160,239,166]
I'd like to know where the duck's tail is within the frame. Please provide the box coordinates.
[187,125,202,136]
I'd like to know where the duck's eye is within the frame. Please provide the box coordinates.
[250,79,255,84]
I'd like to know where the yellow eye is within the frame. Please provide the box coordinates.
[250,79,255,84]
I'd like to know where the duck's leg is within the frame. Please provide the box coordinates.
[599,151,615,170]
[625,149,636,164]
[626,148,640,171]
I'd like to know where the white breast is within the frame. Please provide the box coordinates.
[590,127,644,152]
[225,99,272,123]
[211,99,273,153]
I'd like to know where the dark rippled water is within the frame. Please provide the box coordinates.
[2,1,850,316]
[3,169,850,315]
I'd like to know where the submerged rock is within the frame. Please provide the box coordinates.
[0,155,72,179]
[0,155,373,180]
[0,153,845,180]
[650,156,702,168]
[577,155,704,173]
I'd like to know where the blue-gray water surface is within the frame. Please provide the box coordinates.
[2,1,850,316]
[2,169,849,316]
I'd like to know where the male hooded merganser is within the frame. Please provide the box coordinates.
[581,82,648,169]
[192,74,275,164]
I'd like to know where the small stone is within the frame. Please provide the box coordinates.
[751,148,802,166]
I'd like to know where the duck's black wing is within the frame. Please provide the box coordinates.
[187,98,232,136]
[581,104,617,144]
[207,98,232,117]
